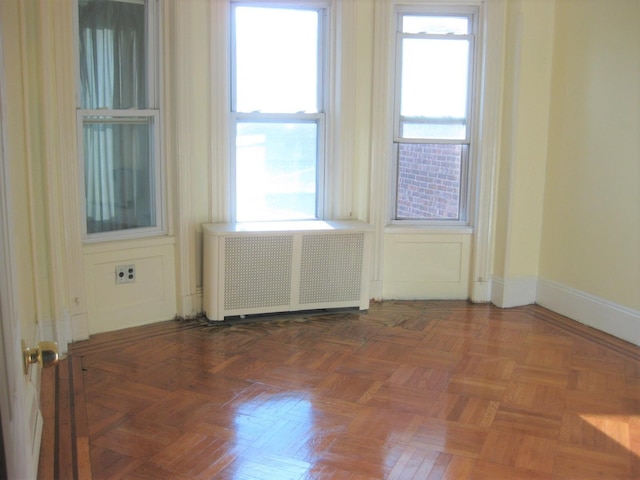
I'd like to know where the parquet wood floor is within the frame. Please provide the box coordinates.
[39,301,640,479]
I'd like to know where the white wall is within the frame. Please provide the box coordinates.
[537,0,640,345]
[491,0,555,307]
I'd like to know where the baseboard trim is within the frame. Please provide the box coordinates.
[39,310,75,354]
[491,275,537,308]
[71,312,89,342]
[180,291,203,318]
[537,278,640,347]
[369,280,383,302]
[470,280,492,303]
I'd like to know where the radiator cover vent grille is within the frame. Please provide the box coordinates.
[299,233,364,305]
[224,236,293,310]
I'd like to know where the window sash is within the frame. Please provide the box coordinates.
[230,113,325,223]
[230,3,328,222]
[392,9,477,225]
[394,32,474,143]
[77,110,162,241]
[76,0,162,241]
[394,142,469,222]
[401,14,470,35]
[230,4,325,114]
[77,0,159,110]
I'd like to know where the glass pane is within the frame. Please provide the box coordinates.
[396,143,462,220]
[401,38,469,139]
[401,121,466,140]
[234,7,319,113]
[83,117,155,234]
[236,122,317,222]
[402,15,469,35]
[79,0,147,109]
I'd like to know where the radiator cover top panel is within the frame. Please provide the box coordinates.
[203,220,374,321]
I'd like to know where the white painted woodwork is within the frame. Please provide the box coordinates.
[83,239,177,334]
[383,233,471,299]
[203,221,374,321]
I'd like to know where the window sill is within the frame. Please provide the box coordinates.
[82,234,175,254]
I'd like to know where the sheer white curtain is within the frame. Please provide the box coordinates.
[79,0,147,233]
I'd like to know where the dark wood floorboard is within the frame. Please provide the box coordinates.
[39,301,640,479]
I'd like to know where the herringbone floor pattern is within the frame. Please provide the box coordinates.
[40,301,640,479]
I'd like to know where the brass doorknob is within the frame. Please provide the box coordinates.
[23,340,59,374]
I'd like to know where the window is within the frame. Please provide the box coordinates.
[393,10,476,223]
[77,0,162,239]
[231,4,326,222]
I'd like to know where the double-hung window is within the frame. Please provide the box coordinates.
[393,9,476,223]
[231,3,326,223]
[77,0,162,240]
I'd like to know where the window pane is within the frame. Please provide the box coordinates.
[401,38,469,139]
[402,15,469,34]
[396,143,462,220]
[236,122,317,222]
[401,121,466,140]
[234,7,319,113]
[79,0,147,109]
[83,117,155,234]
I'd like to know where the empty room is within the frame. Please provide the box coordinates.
[0,0,638,478]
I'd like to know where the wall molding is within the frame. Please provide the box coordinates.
[491,275,537,308]
[470,279,491,303]
[537,278,640,347]
[181,290,203,318]
[469,0,507,303]
[71,313,89,343]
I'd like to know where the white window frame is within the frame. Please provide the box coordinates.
[390,5,480,227]
[229,1,329,223]
[76,0,164,243]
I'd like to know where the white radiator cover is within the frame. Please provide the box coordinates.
[202,220,374,321]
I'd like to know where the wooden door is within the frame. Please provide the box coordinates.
[0,23,41,478]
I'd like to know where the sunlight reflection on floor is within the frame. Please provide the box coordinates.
[232,394,314,478]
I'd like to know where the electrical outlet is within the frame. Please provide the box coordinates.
[115,264,135,284]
